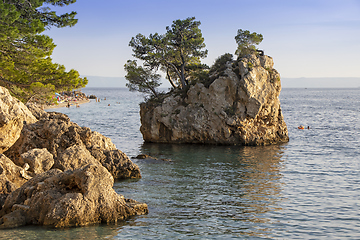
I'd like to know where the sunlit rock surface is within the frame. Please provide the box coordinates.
[0,164,148,228]
[140,54,289,145]
[0,87,37,153]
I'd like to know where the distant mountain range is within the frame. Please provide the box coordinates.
[83,76,360,89]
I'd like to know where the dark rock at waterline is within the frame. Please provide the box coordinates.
[88,95,97,99]
[134,154,157,160]
[134,154,172,162]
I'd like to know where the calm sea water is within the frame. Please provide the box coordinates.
[1,88,359,239]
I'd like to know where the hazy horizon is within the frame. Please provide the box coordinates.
[83,76,360,89]
[47,0,360,88]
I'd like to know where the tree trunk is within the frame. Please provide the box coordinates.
[179,53,187,88]
[166,69,177,89]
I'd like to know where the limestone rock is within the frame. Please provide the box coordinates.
[0,87,37,153]
[96,149,143,179]
[5,112,141,179]
[25,103,48,120]
[140,54,289,145]
[20,148,54,175]
[0,164,148,228]
[54,144,99,171]
[0,154,31,209]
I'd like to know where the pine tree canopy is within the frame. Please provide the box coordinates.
[235,29,263,57]
[127,17,208,92]
[0,0,87,104]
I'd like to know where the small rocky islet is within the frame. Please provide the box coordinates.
[140,53,289,145]
[0,52,288,229]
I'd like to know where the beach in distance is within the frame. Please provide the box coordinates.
[43,90,90,109]
[44,98,90,109]
[3,87,352,239]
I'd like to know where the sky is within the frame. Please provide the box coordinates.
[45,0,360,88]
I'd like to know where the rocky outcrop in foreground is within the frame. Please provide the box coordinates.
[0,164,148,228]
[5,110,141,180]
[0,87,147,228]
[0,154,31,209]
[0,87,37,153]
[140,54,289,145]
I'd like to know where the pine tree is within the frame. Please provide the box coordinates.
[127,17,208,92]
[0,0,87,103]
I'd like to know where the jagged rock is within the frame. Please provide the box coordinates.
[20,148,54,175]
[4,112,141,179]
[0,87,37,153]
[54,144,99,171]
[140,54,289,145]
[0,164,148,228]
[0,154,31,209]
[25,103,48,120]
[97,150,143,179]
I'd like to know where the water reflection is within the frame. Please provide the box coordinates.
[0,224,122,240]
[115,143,286,238]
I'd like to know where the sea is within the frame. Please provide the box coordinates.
[1,88,359,239]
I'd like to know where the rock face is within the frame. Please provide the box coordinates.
[140,54,289,145]
[0,154,31,209]
[0,164,148,228]
[0,87,147,229]
[5,111,141,179]
[20,148,54,175]
[0,87,37,153]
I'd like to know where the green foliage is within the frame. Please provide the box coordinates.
[186,63,209,85]
[235,29,263,57]
[128,17,208,91]
[202,53,234,88]
[143,91,168,107]
[0,0,87,103]
[28,82,56,104]
[124,60,161,97]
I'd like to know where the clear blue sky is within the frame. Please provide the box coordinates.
[46,0,360,87]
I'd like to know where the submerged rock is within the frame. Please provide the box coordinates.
[140,54,289,145]
[0,164,148,228]
[134,154,172,162]
[0,87,37,153]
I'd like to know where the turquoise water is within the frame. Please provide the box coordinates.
[1,88,359,239]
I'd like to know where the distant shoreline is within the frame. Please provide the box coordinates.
[43,99,90,110]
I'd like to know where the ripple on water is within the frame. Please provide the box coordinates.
[29,88,360,239]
